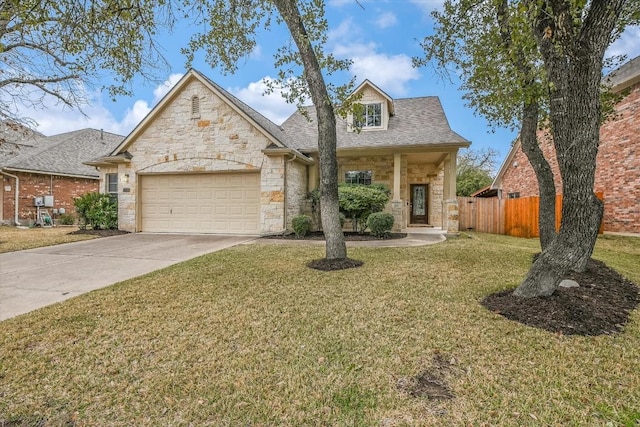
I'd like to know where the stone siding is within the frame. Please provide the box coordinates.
[285,160,308,229]
[107,77,285,234]
[2,172,98,225]
[501,81,640,233]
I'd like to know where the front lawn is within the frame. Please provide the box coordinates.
[0,233,638,426]
[0,226,98,253]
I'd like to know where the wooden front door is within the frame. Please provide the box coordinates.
[410,184,428,224]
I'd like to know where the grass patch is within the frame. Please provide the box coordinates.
[0,233,638,426]
[0,226,97,253]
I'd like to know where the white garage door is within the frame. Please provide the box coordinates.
[140,173,260,234]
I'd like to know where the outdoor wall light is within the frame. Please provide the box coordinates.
[121,174,130,183]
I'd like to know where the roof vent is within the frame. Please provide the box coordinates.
[191,96,201,119]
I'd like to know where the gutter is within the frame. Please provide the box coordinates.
[1,170,20,225]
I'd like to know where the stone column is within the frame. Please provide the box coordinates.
[392,153,403,231]
[442,152,459,235]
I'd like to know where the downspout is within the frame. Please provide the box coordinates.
[1,170,20,225]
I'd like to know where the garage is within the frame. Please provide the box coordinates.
[140,173,260,234]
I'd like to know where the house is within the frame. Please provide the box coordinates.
[492,56,640,234]
[1,127,124,225]
[87,70,470,235]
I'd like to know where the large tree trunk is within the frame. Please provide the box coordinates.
[519,101,557,250]
[273,0,347,260]
[514,0,621,297]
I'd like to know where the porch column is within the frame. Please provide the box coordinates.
[442,151,459,234]
[392,153,403,232]
[393,153,401,200]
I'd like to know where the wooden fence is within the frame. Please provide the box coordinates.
[458,193,603,238]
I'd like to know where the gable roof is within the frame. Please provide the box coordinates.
[110,69,293,156]
[351,79,395,115]
[281,96,470,152]
[3,128,123,178]
[604,55,640,93]
[0,120,46,167]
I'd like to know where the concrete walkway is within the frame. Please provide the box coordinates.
[0,233,255,321]
[0,228,447,321]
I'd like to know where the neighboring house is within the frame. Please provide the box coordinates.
[492,56,640,234]
[1,128,124,225]
[87,70,470,235]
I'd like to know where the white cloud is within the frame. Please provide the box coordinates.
[374,11,397,29]
[408,0,445,15]
[606,26,640,62]
[350,53,420,95]
[9,74,185,137]
[229,77,298,125]
[152,73,183,103]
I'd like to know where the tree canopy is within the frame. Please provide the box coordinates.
[0,0,173,123]
[456,147,498,196]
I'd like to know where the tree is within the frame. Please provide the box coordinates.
[180,0,352,261]
[417,0,558,248]
[338,183,390,233]
[418,0,638,297]
[0,0,172,123]
[456,147,498,196]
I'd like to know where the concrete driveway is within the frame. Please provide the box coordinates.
[0,233,255,321]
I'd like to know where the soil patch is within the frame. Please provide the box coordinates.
[482,258,640,336]
[306,257,364,271]
[397,353,455,401]
[265,231,407,241]
[68,229,130,237]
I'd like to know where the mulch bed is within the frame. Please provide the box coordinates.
[482,259,640,336]
[264,231,407,241]
[68,229,130,237]
[306,257,364,271]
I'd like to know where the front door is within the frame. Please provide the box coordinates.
[410,184,428,224]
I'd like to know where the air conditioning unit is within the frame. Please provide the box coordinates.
[34,196,44,207]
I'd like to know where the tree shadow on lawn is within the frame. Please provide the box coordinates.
[482,258,640,336]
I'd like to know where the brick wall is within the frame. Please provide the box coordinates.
[501,81,640,233]
[2,172,98,224]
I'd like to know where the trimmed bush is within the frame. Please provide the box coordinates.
[292,214,312,238]
[367,212,394,238]
[74,192,118,230]
[338,183,390,233]
[57,213,75,225]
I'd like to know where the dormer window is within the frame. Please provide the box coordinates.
[354,103,382,128]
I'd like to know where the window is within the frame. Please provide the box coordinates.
[106,173,118,194]
[507,192,520,199]
[354,103,382,128]
[345,170,372,185]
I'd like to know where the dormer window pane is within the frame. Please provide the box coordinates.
[366,103,381,127]
[354,103,382,128]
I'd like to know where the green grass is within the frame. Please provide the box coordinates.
[0,233,638,426]
[0,226,96,253]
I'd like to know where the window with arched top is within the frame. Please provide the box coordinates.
[191,96,201,119]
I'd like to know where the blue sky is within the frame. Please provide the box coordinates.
[20,0,640,167]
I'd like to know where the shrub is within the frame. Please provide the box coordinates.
[292,214,312,238]
[74,192,118,230]
[367,212,395,238]
[57,213,75,225]
[338,184,390,233]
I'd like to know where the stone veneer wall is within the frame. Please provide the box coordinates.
[501,81,639,233]
[2,172,98,224]
[285,160,308,229]
[108,77,286,234]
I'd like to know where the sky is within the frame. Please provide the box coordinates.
[13,0,640,167]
